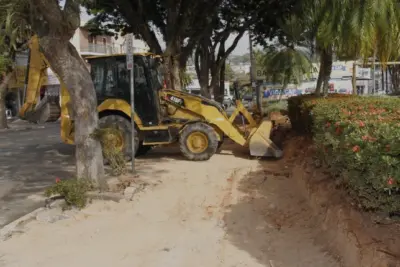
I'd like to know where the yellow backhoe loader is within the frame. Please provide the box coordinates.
[59,53,283,160]
[19,36,61,123]
[25,35,282,160]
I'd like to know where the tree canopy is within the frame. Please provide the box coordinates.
[251,0,400,95]
[82,0,225,90]
[82,0,299,97]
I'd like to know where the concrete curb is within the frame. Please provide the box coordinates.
[0,191,125,242]
[0,207,45,241]
[0,126,45,133]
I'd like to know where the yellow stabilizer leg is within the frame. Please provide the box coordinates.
[248,118,283,158]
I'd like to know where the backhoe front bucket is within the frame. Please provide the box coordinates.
[248,118,283,158]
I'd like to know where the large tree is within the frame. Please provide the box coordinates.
[194,0,298,101]
[302,0,400,95]
[251,0,400,95]
[83,0,223,91]
[194,0,251,100]
[1,0,105,185]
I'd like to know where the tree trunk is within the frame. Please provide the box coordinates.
[39,38,105,186]
[0,73,13,129]
[381,67,385,94]
[195,39,211,98]
[352,62,357,95]
[164,53,182,91]
[214,43,226,103]
[385,67,389,93]
[321,46,333,95]
[389,66,400,94]
[171,56,181,91]
[209,71,220,100]
[315,52,325,96]
[216,62,225,103]
[163,56,173,89]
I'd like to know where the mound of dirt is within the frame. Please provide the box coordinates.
[285,136,400,267]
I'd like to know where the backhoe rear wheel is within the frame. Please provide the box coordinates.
[179,122,219,161]
[98,115,139,160]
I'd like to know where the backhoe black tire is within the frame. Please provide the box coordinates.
[98,115,139,161]
[179,122,219,161]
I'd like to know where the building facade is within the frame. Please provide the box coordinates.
[70,27,149,56]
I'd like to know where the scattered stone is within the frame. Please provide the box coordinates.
[107,177,123,192]
[27,194,47,202]
[124,185,141,201]
[87,192,124,203]
[35,209,69,224]
[47,198,65,209]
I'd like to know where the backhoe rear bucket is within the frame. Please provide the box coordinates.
[248,118,283,158]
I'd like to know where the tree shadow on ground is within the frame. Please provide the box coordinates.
[222,161,340,267]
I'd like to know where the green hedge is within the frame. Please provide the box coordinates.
[288,94,400,212]
[288,93,355,134]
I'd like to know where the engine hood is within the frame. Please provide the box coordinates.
[163,89,225,112]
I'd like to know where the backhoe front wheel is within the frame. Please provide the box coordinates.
[179,122,219,161]
[98,115,138,160]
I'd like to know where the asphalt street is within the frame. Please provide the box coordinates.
[0,122,75,228]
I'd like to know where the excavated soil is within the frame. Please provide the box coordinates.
[286,136,400,267]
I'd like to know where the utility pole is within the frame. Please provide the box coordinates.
[372,50,376,94]
[352,62,357,95]
[249,33,254,85]
[126,34,135,174]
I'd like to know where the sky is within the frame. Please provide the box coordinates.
[80,9,250,56]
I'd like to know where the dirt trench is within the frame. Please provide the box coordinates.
[0,144,341,267]
[286,137,400,267]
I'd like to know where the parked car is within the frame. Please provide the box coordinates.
[241,93,255,108]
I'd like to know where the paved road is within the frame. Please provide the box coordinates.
[0,122,75,228]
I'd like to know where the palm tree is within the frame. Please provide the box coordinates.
[262,47,314,91]
[291,0,400,95]
[260,15,315,95]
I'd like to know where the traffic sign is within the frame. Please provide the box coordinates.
[126,34,133,70]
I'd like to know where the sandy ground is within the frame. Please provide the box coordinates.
[0,145,340,267]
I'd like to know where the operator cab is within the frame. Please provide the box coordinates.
[87,54,163,126]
